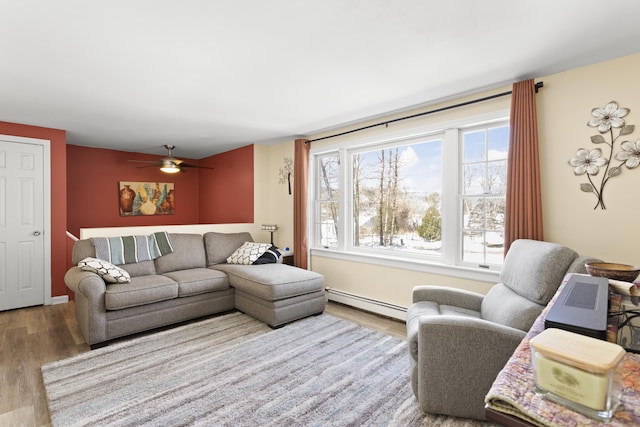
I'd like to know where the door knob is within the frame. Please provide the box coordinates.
[33,231,41,236]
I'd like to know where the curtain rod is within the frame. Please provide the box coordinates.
[307,81,543,143]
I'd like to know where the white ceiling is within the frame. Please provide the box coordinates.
[2,1,640,159]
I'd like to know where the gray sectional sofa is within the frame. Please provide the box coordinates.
[65,231,325,347]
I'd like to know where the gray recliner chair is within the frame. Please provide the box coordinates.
[406,239,600,420]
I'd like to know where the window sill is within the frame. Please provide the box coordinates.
[310,247,500,284]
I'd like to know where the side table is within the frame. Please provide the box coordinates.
[282,253,294,266]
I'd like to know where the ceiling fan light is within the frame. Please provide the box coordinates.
[160,165,180,173]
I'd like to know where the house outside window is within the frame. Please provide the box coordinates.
[310,110,509,274]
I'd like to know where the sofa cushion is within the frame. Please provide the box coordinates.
[227,242,272,265]
[78,257,131,284]
[119,260,157,277]
[72,239,97,264]
[72,239,157,276]
[212,264,324,301]
[154,234,206,274]
[163,268,230,297]
[105,275,178,310]
[204,232,254,266]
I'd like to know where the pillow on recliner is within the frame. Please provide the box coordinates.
[78,257,131,283]
[253,246,282,265]
[226,242,272,265]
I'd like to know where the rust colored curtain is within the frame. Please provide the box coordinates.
[504,79,543,255]
[294,139,310,269]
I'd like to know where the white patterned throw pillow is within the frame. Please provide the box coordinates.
[78,257,131,283]
[226,242,272,265]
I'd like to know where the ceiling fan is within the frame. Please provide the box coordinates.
[128,145,212,173]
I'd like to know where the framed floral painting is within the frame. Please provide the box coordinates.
[119,181,174,216]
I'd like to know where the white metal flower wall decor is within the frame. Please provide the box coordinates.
[569,101,638,209]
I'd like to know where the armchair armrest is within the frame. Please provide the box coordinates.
[412,285,484,312]
[415,315,526,419]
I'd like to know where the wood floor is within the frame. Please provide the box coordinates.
[0,300,406,426]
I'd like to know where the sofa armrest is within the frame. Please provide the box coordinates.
[64,267,107,297]
[416,315,526,419]
[64,267,108,346]
[412,285,484,312]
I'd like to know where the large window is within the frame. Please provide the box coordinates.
[311,111,509,272]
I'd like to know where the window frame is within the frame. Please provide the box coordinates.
[458,122,510,269]
[308,109,509,283]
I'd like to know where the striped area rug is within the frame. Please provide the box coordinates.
[42,312,491,426]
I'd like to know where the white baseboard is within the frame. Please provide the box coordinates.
[51,295,69,305]
[326,289,407,321]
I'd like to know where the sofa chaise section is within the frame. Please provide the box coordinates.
[204,231,326,328]
[214,263,326,327]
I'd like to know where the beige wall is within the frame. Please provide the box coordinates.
[259,142,295,249]
[262,52,640,309]
[539,53,640,263]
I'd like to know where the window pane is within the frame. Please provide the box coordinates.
[462,197,483,229]
[462,230,485,264]
[484,197,505,232]
[462,196,504,265]
[352,139,442,256]
[318,154,340,200]
[319,201,339,248]
[462,231,504,265]
[463,130,486,163]
[487,160,506,194]
[487,125,509,160]
[463,163,485,195]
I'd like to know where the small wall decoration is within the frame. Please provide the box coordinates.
[278,157,294,195]
[119,181,175,216]
[568,101,638,209]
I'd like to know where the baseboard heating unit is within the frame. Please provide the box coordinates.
[326,289,407,321]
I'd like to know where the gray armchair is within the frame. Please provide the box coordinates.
[406,239,599,420]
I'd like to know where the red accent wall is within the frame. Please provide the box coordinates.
[66,144,201,237]
[0,120,255,301]
[0,121,67,298]
[198,145,254,223]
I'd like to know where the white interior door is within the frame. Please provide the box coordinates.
[0,138,45,311]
